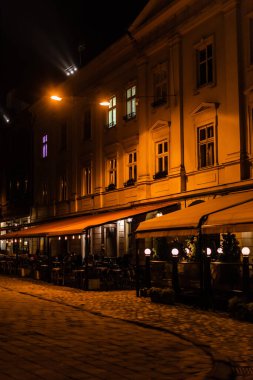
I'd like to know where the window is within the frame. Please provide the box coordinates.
[124,85,136,120]
[83,109,91,140]
[42,134,48,158]
[196,39,214,87]
[106,158,117,190]
[60,123,67,151]
[124,151,137,187]
[59,175,68,201]
[108,96,116,128]
[198,124,215,168]
[152,64,168,107]
[82,163,92,195]
[154,141,168,179]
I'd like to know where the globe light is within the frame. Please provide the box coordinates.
[206,247,212,256]
[171,248,179,257]
[242,247,250,257]
[144,248,151,256]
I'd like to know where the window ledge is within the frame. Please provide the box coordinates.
[124,179,136,187]
[151,98,167,108]
[106,184,116,192]
[153,171,168,180]
[123,113,136,121]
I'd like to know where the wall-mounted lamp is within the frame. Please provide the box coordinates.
[99,101,110,106]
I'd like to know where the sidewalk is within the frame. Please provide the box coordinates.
[1,275,253,379]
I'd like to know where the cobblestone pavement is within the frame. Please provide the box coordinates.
[0,276,253,379]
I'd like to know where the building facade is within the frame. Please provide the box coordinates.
[3,0,253,262]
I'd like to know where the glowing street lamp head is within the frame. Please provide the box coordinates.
[50,95,62,102]
[99,101,110,106]
[65,65,78,76]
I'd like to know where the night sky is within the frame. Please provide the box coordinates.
[0,0,148,104]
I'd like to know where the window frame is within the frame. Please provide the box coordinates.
[124,85,136,120]
[81,162,92,196]
[154,140,168,179]
[195,36,215,89]
[152,62,168,107]
[124,150,137,187]
[108,96,117,128]
[42,134,48,158]
[197,123,215,169]
[106,158,117,190]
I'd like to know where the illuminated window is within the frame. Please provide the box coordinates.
[198,124,215,168]
[108,96,116,128]
[154,141,168,179]
[83,109,91,140]
[42,134,48,158]
[124,85,136,120]
[82,163,92,195]
[196,38,214,87]
[152,63,168,107]
[124,151,137,187]
[106,158,117,190]
[59,175,68,201]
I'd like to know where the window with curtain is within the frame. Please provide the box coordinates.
[124,85,136,120]
[124,151,137,186]
[154,140,168,179]
[106,158,117,190]
[108,96,116,128]
[198,124,215,168]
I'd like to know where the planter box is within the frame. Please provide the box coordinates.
[178,262,201,289]
[211,262,241,291]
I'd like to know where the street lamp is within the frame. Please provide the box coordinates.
[203,247,212,308]
[144,248,151,288]
[171,248,180,293]
[50,95,62,102]
[242,246,250,297]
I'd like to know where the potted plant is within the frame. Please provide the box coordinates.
[211,233,241,291]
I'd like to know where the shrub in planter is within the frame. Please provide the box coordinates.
[149,287,175,305]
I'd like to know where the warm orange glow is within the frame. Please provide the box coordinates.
[50,95,62,102]
[99,101,110,106]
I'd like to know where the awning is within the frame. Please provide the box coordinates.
[135,191,253,238]
[202,200,253,234]
[0,201,178,239]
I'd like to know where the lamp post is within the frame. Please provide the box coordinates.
[144,248,151,288]
[171,248,180,293]
[203,247,212,309]
[242,247,250,297]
